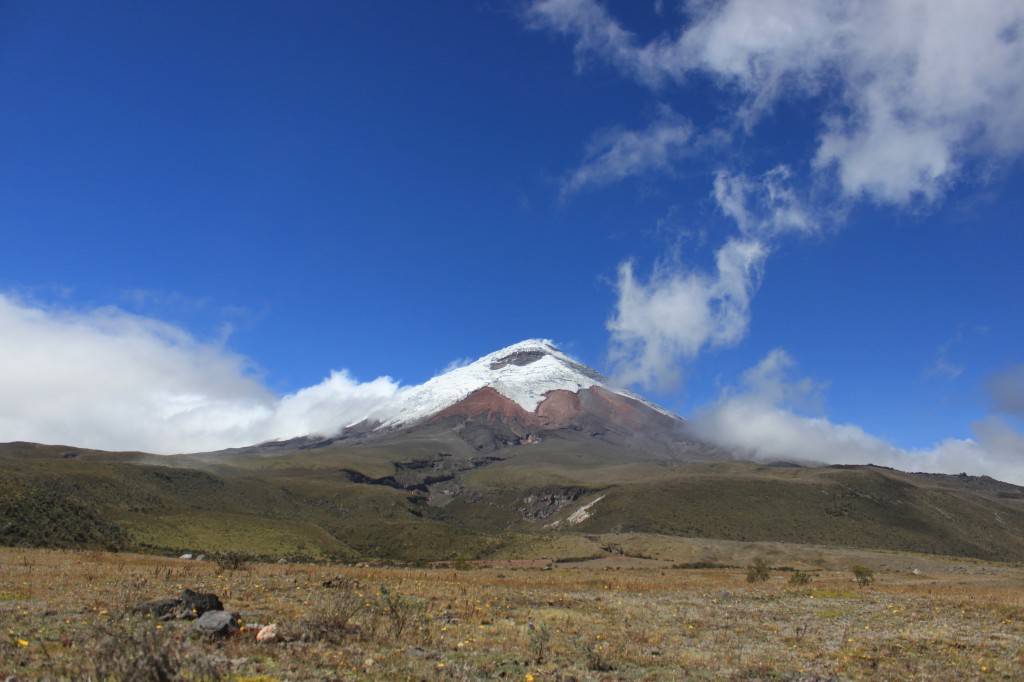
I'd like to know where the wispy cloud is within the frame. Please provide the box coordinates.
[561,106,693,196]
[0,294,401,453]
[691,349,1024,485]
[927,331,965,380]
[526,0,665,87]
[529,0,1024,205]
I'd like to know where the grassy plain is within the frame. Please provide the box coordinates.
[2,544,1023,680]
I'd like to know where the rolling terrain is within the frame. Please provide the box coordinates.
[4,438,1024,564]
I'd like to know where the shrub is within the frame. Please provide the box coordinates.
[377,585,427,641]
[214,551,252,572]
[788,570,812,586]
[746,558,771,583]
[299,578,364,643]
[851,564,874,588]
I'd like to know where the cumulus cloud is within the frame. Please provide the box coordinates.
[608,166,812,389]
[529,0,1024,204]
[690,349,1024,485]
[562,106,693,196]
[0,294,401,454]
[608,239,766,390]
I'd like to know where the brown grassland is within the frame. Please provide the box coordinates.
[2,545,1023,680]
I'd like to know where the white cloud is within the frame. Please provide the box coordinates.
[713,166,817,238]
[562,106,693,196]
[526,0,665,87]
[0,294,402,453]
[607,166,812,389]
[529,0,1024,204]
[529,2,1024,483]
[691,349,1024,485]
[608,237,766,390]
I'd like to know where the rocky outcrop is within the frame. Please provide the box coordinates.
[516,487,587,520]
[132,588,224,621]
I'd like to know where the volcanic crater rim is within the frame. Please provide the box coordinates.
[489,349,549,370]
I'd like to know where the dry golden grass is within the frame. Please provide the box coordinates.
[2,546,1023,680]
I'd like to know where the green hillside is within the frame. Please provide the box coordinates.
[3,439,1024,563]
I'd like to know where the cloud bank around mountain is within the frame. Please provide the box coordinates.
[690,349,1024,485]
[0,294,401,454]
[2,292,1021,483]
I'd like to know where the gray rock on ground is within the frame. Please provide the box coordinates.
[190,610,240,638]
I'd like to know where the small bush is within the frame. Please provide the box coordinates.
[746,558,771,584]
[299,579,364,643]
[852,564,874,588]
[377,585,427,641]
[214,551,253,572]
[788,570,813,586]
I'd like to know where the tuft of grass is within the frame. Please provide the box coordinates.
[87,617,227,681]
[527,622,551,663]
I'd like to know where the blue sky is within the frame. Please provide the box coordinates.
[2,1,1023,481]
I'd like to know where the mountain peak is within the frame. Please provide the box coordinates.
[485,339,558,370]
[376,337,679,432]
[378,339,608,430]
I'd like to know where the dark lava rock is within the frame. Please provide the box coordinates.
[131,597,180,620]
[178,588,224,619]
[132,588,225,621]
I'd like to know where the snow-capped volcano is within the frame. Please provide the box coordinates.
[235,339,719,464]
[378,339,666,431]
[335,339,713,460]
